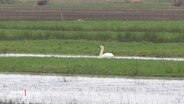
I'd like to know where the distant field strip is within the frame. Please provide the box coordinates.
[1,53,184,61]
[1,21,184,42]
[0,8,184,20]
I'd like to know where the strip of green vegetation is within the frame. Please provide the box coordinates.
[0,57,184,77]
[0,29,184,42]
[1,21,183,32]
[0,0,173,9]
[0,40,184,57]
[47,1,172,9]
[0,21,184,42]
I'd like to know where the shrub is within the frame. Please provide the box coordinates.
[172,0,183,6]
[37,0,48,6]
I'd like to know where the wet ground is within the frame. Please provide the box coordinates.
[0,74,184,104]
[1,53,184,61]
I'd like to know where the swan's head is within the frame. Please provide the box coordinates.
[99,45,104,49]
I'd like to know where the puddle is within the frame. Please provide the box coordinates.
[0,74,184,104]
[1,53,184,61]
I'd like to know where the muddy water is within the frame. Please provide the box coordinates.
[0,74,184,104]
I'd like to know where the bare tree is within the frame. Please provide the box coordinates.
[37,0,49,6]
[172,0,183,6]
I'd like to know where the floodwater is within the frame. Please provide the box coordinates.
[1,53,184,61]
[0,74,184,104]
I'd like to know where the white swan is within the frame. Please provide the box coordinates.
[99,45,114,57]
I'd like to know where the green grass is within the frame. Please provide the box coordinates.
[0,21,184,42]
[47,2,172,9]
[1,21,183,32]
[0,20,183,77]
[1,40,184,57]
[0,0,176,9]
[0,57,184,77]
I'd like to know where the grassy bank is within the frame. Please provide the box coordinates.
[0,57,184,77]
[0,21,184,42]
[1,40,184,57]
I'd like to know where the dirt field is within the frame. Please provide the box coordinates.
[0,7,184,20]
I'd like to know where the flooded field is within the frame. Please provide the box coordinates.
[0,74,184,104]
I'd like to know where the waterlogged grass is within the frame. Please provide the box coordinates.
[0,100,36,104]
[0,40,184,57]
[0,100,23,104]
[0,57,184,77]
[0,21,184,42]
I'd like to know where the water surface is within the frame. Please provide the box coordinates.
[0,74,184,104]
[1,53,184,61]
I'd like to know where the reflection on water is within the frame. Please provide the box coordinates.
[0,74,184,104]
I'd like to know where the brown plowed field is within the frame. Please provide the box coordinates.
[0,7,184,20]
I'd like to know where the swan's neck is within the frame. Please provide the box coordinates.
[99,47,104,56]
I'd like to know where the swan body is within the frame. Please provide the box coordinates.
[99,45,114,57]
[101,53,114,57]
